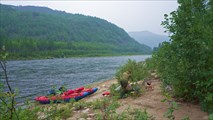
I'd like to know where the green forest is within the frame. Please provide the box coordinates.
[153,0,213,115]
[0,4,152,59]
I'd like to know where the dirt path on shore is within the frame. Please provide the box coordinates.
[69,77,208,120]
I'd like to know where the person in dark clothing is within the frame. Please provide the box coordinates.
[59,86,67,92]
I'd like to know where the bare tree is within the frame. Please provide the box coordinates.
[0,46,19,120]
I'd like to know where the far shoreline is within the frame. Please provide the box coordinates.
[6,54,152,61]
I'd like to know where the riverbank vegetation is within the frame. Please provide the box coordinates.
[153,0,213,115]
[0,38,152,60]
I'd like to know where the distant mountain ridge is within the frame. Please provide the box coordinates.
[128,31,169,48]
[0,4,152,59]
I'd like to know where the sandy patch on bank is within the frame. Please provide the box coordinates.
[68,76,208,120]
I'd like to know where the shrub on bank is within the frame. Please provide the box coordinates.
[115,59,151,83]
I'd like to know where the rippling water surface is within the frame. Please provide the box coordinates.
[1,55,150,103]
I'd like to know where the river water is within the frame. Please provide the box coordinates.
[1,55,150,104]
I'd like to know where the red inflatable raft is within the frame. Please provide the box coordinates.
[35,87,98,104]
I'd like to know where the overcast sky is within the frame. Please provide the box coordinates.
[1,1,178,35]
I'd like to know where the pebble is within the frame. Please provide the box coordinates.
[82,108,90,113]
[88,113,95,117]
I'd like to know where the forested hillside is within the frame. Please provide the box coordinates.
[0,4,152,59]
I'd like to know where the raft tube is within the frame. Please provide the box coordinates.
[35,87,98,104]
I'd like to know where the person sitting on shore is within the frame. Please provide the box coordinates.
[119,70,133,98]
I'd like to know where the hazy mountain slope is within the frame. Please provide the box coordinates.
[0,4,152,59]
[128,31,169,48]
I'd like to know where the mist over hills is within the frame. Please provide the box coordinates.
[128,31,169,49]
[0,4,152,59]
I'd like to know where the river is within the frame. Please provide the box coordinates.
[0,55,151,104]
